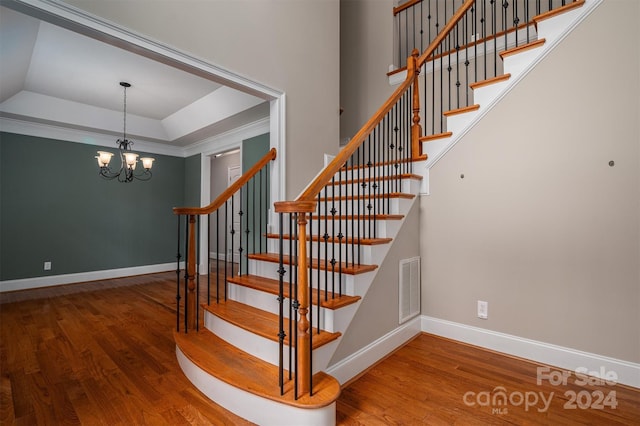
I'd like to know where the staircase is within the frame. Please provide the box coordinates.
[172,1,600,424]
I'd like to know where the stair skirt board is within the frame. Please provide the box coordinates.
[204,309,340,373]
[176,346,337,426]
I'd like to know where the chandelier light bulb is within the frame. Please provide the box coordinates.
[141,157,155,170]
[96,151,114,167]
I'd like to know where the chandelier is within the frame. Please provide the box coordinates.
[96,82,154,182]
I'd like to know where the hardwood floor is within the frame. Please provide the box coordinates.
[1,272,638,425]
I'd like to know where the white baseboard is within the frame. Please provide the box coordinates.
[326,316,421,385]
[421,315,640,389]
[0,262,183,292]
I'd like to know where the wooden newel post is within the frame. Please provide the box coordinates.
[273,199,317,396]
[408,49,424,160]
[187,214,197,330]
[296,212,311,395]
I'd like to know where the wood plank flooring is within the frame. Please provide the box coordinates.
[1,272,638,425]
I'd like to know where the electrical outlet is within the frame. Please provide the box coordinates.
[44,261,52,271]
[477,300,488,319]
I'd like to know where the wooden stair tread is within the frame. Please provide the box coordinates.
[248,252,378,275]
[174,329,341,409]
[470,73,511,90]
[500,39,546,59]
[319,192,415,202]
[266,233,392,246]
[420,131,452,142]
[203,299,341,348]
[443,104,480,117]
[227,274,361,309]
[327,173,423,186]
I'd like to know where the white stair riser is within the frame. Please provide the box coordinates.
[471,79,511,108]
[445,109,481,134]
[204,309,338,373]
[226,282,359,333]
[247,259,377,297]
[320,178,421,198]
[278,217,400,239]
[314,197,412,216]
[502,45,545,78]
[271,239,391,267]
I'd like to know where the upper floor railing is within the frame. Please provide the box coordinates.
[393,0,578,71]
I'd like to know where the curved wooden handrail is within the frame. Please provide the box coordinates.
[174,147,277,216]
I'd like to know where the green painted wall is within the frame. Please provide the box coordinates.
[184,154,201,208]
[0,132,187,281]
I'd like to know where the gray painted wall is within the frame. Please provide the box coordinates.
[330,201,421,364]
[421,0,639,363]
[0,132,186,280]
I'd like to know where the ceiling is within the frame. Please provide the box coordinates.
[0,5,269,150]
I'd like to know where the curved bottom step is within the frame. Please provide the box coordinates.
[175,330,340,425]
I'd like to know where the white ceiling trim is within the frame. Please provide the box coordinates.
[1,90,169,142]
[0,116,185,157]
[162,87,264,141]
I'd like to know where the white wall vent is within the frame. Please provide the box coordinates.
[399,256,421,324]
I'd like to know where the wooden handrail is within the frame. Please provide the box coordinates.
[393,0,422,16]
[416,0,475,67]
[275,63,417,212]
[174,147,277,216]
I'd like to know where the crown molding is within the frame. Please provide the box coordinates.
[0,116,185,157]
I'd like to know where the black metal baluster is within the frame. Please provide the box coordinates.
[224,201,228,301]
[330,176,337,297]
[207,212,211,305]
[278,213,285,395]
[244,179,252,270]
[473,0,478,83]
[483,0,487,80]
[184,215,189,333]
[196,216,200,331]
[176,215,182,332]
[216,210,220,303]
[239,187,244,276]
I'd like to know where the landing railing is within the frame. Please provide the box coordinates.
[173,148,276,333]
[394,0,578,71]
[394,0,583,135]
